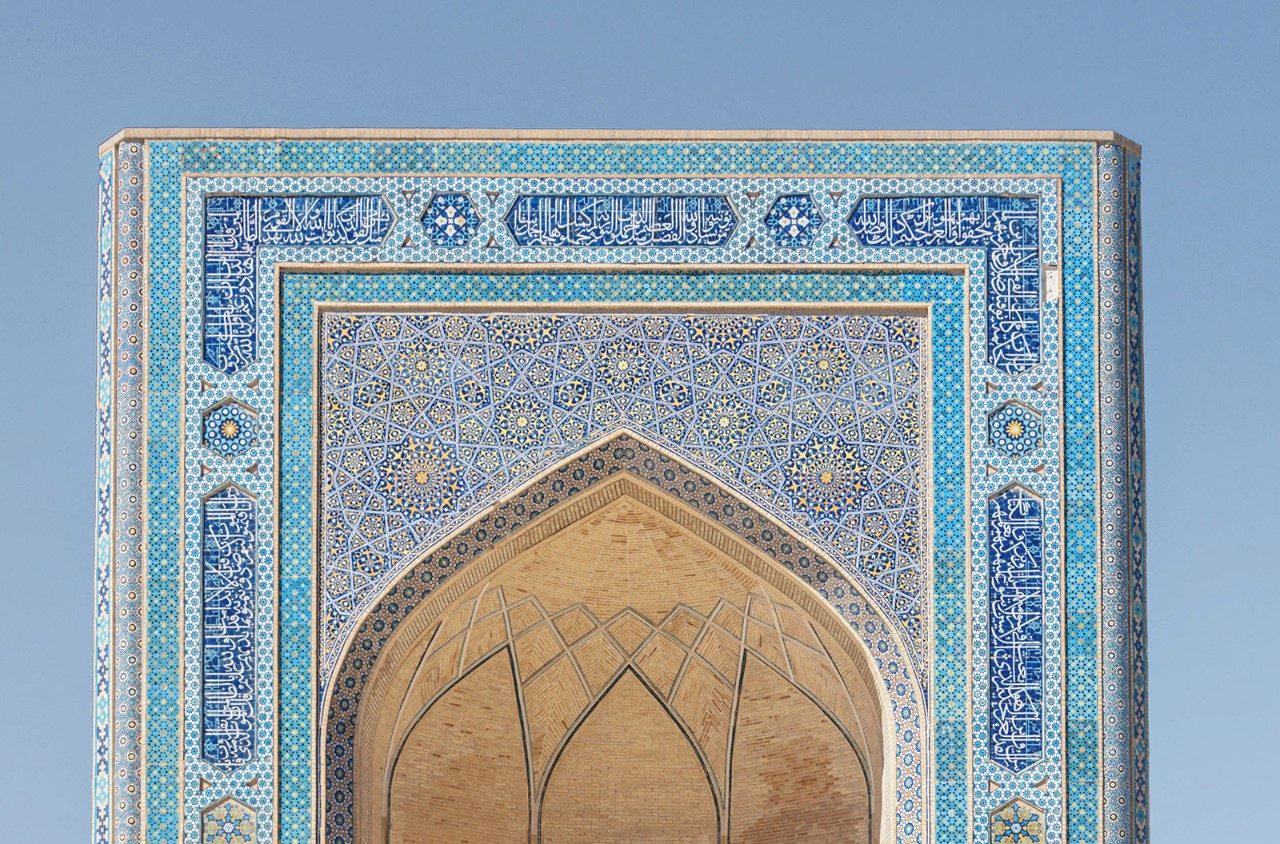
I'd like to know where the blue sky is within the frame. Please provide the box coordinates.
[1,2,1276,840]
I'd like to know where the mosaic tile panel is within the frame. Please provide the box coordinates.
[92,148,113,844]
[203,195,393,374]
[197,176,1052,840]
[989,401,1044,457]
[189,156,1059,844]
[764,193,824,247]
[202,400,258,459]
[1096,145,1130,843]
[109,141,148,844]
[504,193,738,246]
[192,172,1058,382]
[319,311,927,671]
[421,192,480,246]
[1094,143,1149,843]
[990,798,1045,844]
[201,798,256,844]
[1126,151,1150,843]
[93,134,1148,844]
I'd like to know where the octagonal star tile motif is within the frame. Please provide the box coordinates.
[988,400,1044,457]
[990,797,1045,844]
[422,192,480,247]
[764,193,824,248]
[201,796,256,844]
[202,398,259,459]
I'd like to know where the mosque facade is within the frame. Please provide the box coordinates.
[93,130,1148,843]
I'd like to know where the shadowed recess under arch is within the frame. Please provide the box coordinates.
[330,443,901,843]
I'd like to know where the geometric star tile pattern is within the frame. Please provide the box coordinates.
[202,400,259,459]
[764,193,824,247]
[988,401,1043,457]
[421,192,480,247]
[201,796,256,844]
[990,798,1045,844]
[320,312,926,670]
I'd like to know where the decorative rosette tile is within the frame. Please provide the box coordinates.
[202,400,258,458]
[201,797,256,844]
[764,193,824,247]
[988,401,1044,457]
[783,435,869,520]
[422,192,480,246]
[990,798,1044,844]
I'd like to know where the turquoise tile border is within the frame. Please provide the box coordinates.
[93,148,113,844]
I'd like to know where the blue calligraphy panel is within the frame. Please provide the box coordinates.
[988,486,1044,773]
[504,194,737,246]
[848,196,1041,373]
[204,195,393,374]
[201,486,257,768]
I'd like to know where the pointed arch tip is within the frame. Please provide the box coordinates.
[321,427,918,697]
[200,479,258,503]
[332,461,906,843]
[988,480,1043,501]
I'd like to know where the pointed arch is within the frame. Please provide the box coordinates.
[324,433,919,843]
[539,668,719,842]
[386,647,529,843]
[729,653,871,843]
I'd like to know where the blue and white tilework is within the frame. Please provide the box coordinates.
[93,134,1148,844]
[990,798,1045,844]
[987,486,1045,772]
[200,486,257,768]
[203,195,393,374]
[504,193,738,246]
[422,192,480,246]
[178,170,1056,844]
[319,311,927,671]
[99,140,149,844]
[201,797,256,844]
[202,401,258,459]
[989,401,1044,457]
[765,193,824,247]
[1097,146,1131,843]
[1126,153,1149,844]
[93,148,113,844]
[849,196,1043,374]
[1092,143,1150,844]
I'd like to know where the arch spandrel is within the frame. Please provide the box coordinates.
[324,435,925,844]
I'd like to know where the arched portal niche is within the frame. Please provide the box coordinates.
[344,472,893,843]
